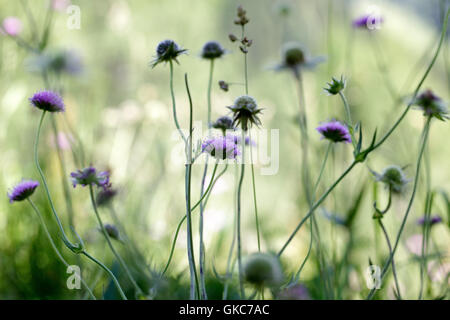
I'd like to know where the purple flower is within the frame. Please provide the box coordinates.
[1,17,22,37]
[8,180,39,203]
[417,215,442,226]
[412,89,448,121]
[201,136,240,160]
[316,120,351,143]
[29,90,65,112]
[352,14,383,29]
[71,167,110,189]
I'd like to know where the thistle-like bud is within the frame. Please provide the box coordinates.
[218,80,229,92]
[283,42,306,67]
[227,95,263,131]
[324,76,346,95]
[201,41,226,60]
[243,253,283,288]
[103,224,120,241]
[150,40,187,68]
[375,165,409,194]
[412,89,448,121]
[212,116,234,133]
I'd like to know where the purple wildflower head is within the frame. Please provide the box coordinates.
[8,180,39,203]
[201,41,226,60]
[150,39,187,68]
[316,120,351,143]
[1,17,22,37]
[352,14,383,30]
[71,167,110,189]
[417,215,442,227]
[201,136,240,160]
[29,90,65,112]
[412,89,448,121]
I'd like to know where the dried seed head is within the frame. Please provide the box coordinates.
[228,95,263,131]
[229,34,238,42]
[243,253,283,288]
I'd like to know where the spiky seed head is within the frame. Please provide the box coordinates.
[201,41,226,59]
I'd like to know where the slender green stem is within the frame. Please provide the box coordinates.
[367,117,432,300]
[34,111,80,251]
[249,131,261,252]
[88,185,144,297]
[223,165,239,300]
[169,60,187,143]
[27,199,96,300]
[161,163,221,276]
[294,142,332,280]
[278,160,357,257]
[377,218,402,299]
[184,73,199,299]
[237,129,246,298]
[81,251,127,300]
[373,9,449,150]
[207,59,214,128]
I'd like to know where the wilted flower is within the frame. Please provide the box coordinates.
[417,215,442,227]
[275,42,325,78]
[150,40,187,68]
[1,17,22,37]
[374,165,409,194]
[227,95,262,131]
[103,224,120,240]
[201,136,240,160]
[412,89,448,121]
[277,284,310,300]
[243,253,283,287]
[71,167,110,189]
[8,180,39,203]
[27,49,83,76]
[201,41,226,59]
[29,90,65,112]
[218,80,229,92]
[212,116,234,133]
[352,14,383,30]
[316,120,351,143]
[96,188,118,207]
[324,76,346,95]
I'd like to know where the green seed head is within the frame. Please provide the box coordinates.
[243,253,283,287]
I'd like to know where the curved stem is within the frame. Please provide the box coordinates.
[34,111,79,251]
[278,160,357,257]
[377,218,402,299]
[169,60,187,143]
[374,186,392,215]
[161,163,221,276]
[81,250,127,300]
[184,73,199,300]
[88,185,144,297]
[367,117,432,300]
[27,199,96,300]
[295,141,332,280]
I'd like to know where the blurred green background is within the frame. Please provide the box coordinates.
[0,0,449,299]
